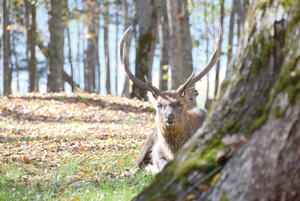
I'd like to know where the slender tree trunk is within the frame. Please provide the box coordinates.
[15,9,77,90]
[214,0,225,98]
[83,31,87,88]
[2,0,10,95]
[84,0,99,93]
[103,1,111,94]
[204,0,211,110]
[226,0,236,74]
[24,0,38,92]
[179,0,196,109]
[8,31,12,94]
[48,0,65,92]
[115,6,119,96]
[179,0,193,84]
[166,0,183,90]
[133,0,300,200]
[158,0,169,91]
[131,0,158,99]
[77,0,81,89]
[97,41,101,94]
[121,0,130,98]
[236,0,247,40]
[12,32,19,93]
[67,24,74,92]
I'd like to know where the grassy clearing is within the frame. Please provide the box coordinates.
[0,92,156,200]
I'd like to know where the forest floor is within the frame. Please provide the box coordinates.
[0,92,156,200]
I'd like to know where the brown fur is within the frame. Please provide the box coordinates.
[132,89,207,172]
[120,23,223,173]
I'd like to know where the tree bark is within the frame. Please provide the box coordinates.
[84,0,100,93]
[236,0,247,40]
[121,0,131,98]
[226,0,236,74]
[12,31,19,93]
[48,0,65,92]
[24,0,38,92]
[77,0,81,89]
[133,0,300,200]
[167,0,183,90]
[67,21,74,92]
[2,0,10,95]
[179,0,193,84]
[103,1,111,94]
[131,0,158,100]
[158,0,169,91]
[179,0,196,109]
[204,0,211,110]
[115,6,119,96]
[214,0,224,98]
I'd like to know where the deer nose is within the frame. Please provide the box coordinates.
[165,114,175,121]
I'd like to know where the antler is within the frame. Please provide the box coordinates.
[176,18,223,95]
[119,26,161,97]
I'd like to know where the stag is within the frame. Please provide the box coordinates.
[120,20,223,173]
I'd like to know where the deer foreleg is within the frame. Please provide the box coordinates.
[131,128,157,170]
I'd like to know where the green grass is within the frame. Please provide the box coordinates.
[0,155,154,201]
[0,92,156,200]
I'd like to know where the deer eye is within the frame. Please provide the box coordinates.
[157,103,162,109]
[177,102,183,109]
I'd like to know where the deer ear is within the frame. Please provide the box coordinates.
[148,91,158,105]
[183,88,199,104]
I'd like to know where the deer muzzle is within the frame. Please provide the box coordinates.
[165,114,175,125]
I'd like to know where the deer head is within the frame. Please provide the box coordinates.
[119,20,223,133]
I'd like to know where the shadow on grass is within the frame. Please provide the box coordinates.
[0,127,90,144]
[2,109,129,124]
[2,93,155,124]
[7,93,154,114]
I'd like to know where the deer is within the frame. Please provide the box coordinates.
[119,20,223,173]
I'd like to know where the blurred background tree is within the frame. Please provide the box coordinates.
[0,0,243,108]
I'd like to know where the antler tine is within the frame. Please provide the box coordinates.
[176,69,195,95]
[144,76,161,97]
[205,20,217,47]
[187,18,223,87]
[119,26,161,96]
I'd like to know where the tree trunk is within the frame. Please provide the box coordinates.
[14,6,78,90]
[67,23,74,92]
[226,0,236,74]
[77,0,81,89]
[214,0,224,99]
[179,0,193,84]
[133,0,300,200]
[97,44,101,94]
[179,0,196,109]
[24,0,38,92]
[121,0,131,98]
[236,0,247,40]
[12,31,19,93]
[8,30,12,94]
[84,0,99,93]
[2,0,10,95]
[103,1,111,94]
[204,0,211,110]
[35,38,79,89]
[158,0,169,91]
[48,0,65,92]
[115,6,119,96]
[166,0,183,90]
[131,0,158,100]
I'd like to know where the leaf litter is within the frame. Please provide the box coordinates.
[0,92,155,200]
